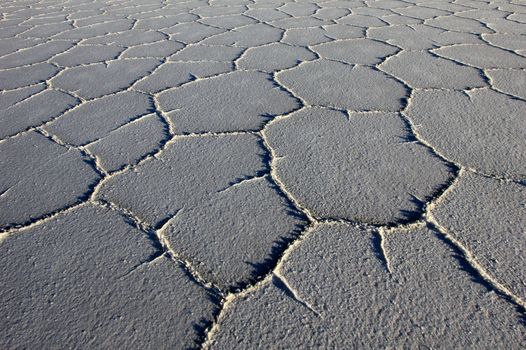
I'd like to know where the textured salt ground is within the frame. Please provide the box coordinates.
[0,0,525,349]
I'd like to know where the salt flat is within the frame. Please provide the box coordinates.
[0,0,525,348]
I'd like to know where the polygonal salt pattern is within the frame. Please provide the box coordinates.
[1,0,525,348]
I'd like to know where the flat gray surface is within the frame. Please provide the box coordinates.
[0,0,525,348]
